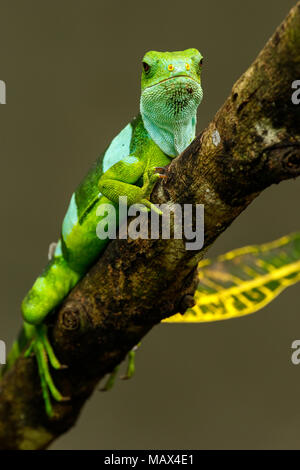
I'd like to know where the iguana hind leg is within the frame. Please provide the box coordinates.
[101,343,141,391]
[24,323,70,417]
[121,343,140,380]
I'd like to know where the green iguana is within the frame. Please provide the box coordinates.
[2,49,300,420]
[3,49,204,417]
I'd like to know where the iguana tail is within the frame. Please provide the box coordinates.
[21,242,81,326]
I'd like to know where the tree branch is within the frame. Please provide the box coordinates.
[1,2,300,450]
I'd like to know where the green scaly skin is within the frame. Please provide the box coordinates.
[2,49,203,417]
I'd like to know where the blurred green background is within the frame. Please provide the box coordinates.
[0,0,299,449]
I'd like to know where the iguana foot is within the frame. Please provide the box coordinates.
[25,324,69,417]
[121,343,140,380]
[101,365,120,391]
[140,167,167,215]
[101,343,140,391]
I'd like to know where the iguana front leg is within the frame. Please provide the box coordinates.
[24,323,69,417]
[98,157,165,214]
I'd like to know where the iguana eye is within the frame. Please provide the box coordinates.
[142,62,150,73]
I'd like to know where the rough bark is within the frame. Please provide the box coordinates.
[0,2,300,450]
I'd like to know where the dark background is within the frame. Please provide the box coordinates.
[0,0,299,449]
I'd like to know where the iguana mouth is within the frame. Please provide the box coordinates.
[146,75,199,89]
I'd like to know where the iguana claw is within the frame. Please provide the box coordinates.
[155,166,168,179]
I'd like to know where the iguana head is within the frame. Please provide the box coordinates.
[140,49,203,122]
[140,49,203,156]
